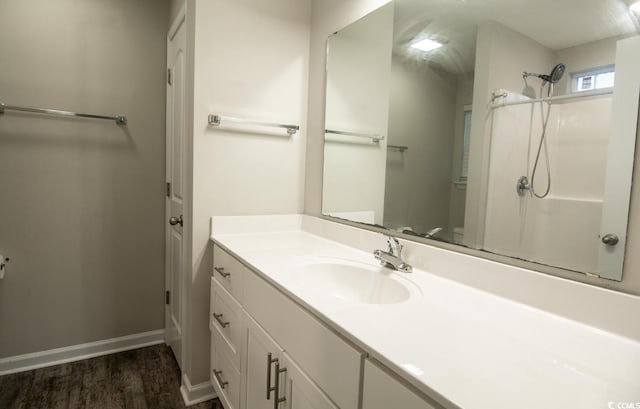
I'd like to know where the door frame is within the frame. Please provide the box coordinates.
[165,5,188,370]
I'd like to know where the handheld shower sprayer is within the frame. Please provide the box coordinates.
[518,63,566,199]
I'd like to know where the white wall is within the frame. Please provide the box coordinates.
[484,92,611,272]
[459,21,640,291]
[555,37,618,95]
[322,3,393,225]
[464,21,555,247]
[383,57,456,235]
[185,0,311,384]
[304,0,392,218]
[0,0,169,358]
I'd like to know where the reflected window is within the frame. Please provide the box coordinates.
[572,65,615,92]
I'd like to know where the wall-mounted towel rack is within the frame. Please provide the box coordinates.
[0,102,127,125]
[387,144,408,152]
[325,129,384,143]
[208,114,299,135]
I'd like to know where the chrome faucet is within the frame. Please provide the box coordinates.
[374,236,412,273]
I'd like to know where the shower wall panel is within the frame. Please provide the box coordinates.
[484,93,612,273]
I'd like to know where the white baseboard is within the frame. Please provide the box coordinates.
[180,373,217,406]
[0,329,165,376]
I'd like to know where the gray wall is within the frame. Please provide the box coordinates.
[384,56,456,236]
[0,0,169,358]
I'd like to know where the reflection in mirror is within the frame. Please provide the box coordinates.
[322,0,640,281]
[323,2,394,226]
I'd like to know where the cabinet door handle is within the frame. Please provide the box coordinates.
[213,369,229,389]
[213,313,230,328]
[214,267,231,278]
[273,362,287,409]
[266,352,278,399]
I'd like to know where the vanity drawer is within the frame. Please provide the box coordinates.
[210,277,243,371]
[212,244,245,302]
[211,331,241,409]
[243,268,363,409]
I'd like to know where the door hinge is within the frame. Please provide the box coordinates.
[165,290,170,305]
[166,182,171,198]
[167,68,173,85]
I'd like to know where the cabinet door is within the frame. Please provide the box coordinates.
[282,352,338,409]
[362,360,441,409]
[244,265,362,409]
[244,315,285,409]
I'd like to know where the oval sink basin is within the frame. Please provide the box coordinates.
[290,257,420,304]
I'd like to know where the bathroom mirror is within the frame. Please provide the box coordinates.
[322,0,640,281]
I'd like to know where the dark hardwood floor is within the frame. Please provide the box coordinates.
[0,344,222,409]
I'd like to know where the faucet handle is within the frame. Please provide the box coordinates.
[386,236,402,256]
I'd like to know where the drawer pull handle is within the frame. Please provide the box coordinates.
[213,313,230,328]
[214,267,231,278]
[213,369,229,388]
[273,362,287,409]
[266,352,278,399]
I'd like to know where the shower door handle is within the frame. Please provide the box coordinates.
[601,234,619,246]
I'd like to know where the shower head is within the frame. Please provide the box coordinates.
[522,63,566,84]
[546,63,565,84]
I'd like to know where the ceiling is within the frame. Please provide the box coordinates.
[394,0,640,74]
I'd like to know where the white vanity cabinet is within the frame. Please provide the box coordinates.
[362,360,442,409]
[281,352,340,409]
[213,244,245,301]
[244,315,284,409]
[211,329,242,409]
[210,278,243,369]
[210,272,245,409]
[211,244,362,409]
[244,315,338,409]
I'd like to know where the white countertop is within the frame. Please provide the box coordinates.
[211,215,640,409]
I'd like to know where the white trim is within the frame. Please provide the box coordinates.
[168,4,186,40]
[180,373,217,406]
[0,329,165,376]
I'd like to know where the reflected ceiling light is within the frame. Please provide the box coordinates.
[410,38,443,52]
[631,1,640,12]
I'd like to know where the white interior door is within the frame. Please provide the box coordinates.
[597,36,640,280]
[165,11,187,367]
